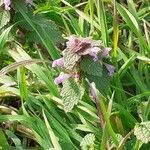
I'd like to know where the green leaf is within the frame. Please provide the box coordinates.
[0,59,46,76]
[117,3,139,35]
[80,133,95,150]
[84,69,110,94]
[0,85,20,96]
[26,15,64,45]
[43,110,62,150]
[125,136,136,150]
[0,25,13,51]
[63,48,80,70]
[117,3,149,52]
[134,121,150,144]
[110,134,123,149]
[96,0,108,46]
[0,10,10,29]
[9,43,59,96]
[0,128,10,150]
[13,0,60,60]
[5,130,23,150]
[61,78,84,112]
[81,57,103,77]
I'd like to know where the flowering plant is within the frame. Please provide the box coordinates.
[52,35,115,112]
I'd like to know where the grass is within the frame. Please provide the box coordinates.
[0,0,150,149]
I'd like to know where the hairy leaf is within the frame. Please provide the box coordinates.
[63,48,81,70]
[80,133,95,150]
[14,0,60,59]
[27,15,64,45]
[84,69,110,94]
[81,57,103,77]
[134,121,150,144]
[61,78,84,112]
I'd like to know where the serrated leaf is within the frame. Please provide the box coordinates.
[63,48,81,70]
[81,57,103,77]
[80,133,95,150]
[14,12,64,45]
[84,69,110,94]
[27,15,64,45]
[14,0,60,59]
[0,10,10,29]
[61,78,84,112]
[134,121,150,144]
[125,136,136,150]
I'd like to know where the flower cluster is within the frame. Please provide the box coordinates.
[66,36,101,61]
[52,35,115,85]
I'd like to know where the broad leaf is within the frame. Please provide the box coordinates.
[26,15,64,45]
[84,69,110,94]
[134,121,150,144]
[63,48,80,70]
[61,78,84,112]
[13,0,60,59]
[81,57,103,77]
[80,133,95,150]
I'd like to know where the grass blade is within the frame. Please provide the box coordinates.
[43,110,62,150]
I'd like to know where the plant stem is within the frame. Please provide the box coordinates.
[89,83,119,147]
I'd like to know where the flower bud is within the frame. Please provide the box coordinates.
[52,58,64,68]
[54,74,71,85]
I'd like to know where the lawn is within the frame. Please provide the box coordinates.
[0,0,150,149]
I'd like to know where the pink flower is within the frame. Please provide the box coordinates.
[101,47,111,58]
[66,35,101,60]
[54,74,71,85]
[105,64,115,76]
[52,58,64,68]
[88,47,100,61]
[66,36,92,53]
[3,0,11,10]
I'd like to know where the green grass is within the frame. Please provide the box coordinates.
[0,0,150,149]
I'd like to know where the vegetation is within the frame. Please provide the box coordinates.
[0,0,150,149]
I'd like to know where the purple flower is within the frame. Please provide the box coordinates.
[88,47,100,61]
[105,64,115,76]
[101,47,111,58]
[52,58,64,68]
[66,36,92,53]
[54,73,71,85]
[3,0,11,10]
[66,35,101,60]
